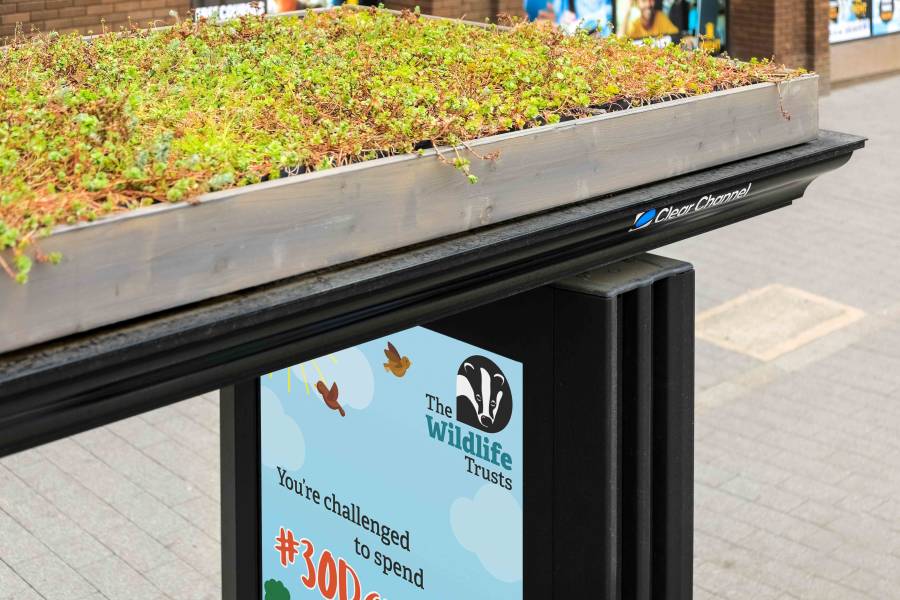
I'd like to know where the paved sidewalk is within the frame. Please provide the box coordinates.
[2,75,899,599]
[660,73,900,599]
[0,392,221,600]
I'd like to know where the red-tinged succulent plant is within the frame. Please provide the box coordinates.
[0,7,802,281]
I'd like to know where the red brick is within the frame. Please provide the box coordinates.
[151,7,179,18]
[57,5,86,16]
[123,8,152,19]
[729,0,828,73]
[17,1,48,12]
[30,9,60,20]
[44,14,98,27]
[2,12,30,24]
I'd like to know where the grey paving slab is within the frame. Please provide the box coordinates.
[12,554,98,600]
[0,512,50,567]
[78,556,163,600]
[156,522,221,581]
[0,560,45,600]
[145,558,219,600]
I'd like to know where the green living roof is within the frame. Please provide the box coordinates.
[0,7,800,281]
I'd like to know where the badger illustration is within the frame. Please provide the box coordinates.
[456,356,512,434]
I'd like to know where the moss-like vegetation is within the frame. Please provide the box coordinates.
[0,7,801,281]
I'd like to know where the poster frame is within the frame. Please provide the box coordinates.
[221,289,556,600]
[829,0,878,44]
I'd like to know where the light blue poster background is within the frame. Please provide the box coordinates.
[261,326,524,600]
[873,1,900,35]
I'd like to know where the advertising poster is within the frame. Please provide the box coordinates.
[192,1,264,20]
[616,0,678,39]
[193,0,345,20]
[873,0,900,35]
[260,327,524,600]
[266,0,351,14]
[830,0,873,42]
[614,0,726,49]
[523,0,614,35]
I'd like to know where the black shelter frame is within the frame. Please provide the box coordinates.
[0,130,864,599]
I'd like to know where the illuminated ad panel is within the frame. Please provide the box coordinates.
[260,327,524,600]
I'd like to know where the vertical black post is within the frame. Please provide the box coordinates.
[651,270,695,600]
[553,287,621,600]
[221,380,262,600]
[553,253,695,600]
[623,286,655,600]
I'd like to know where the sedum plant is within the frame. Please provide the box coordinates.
[0,7,801,282]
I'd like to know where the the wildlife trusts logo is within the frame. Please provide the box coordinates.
[424,353,516,490]
[456,356,512,434]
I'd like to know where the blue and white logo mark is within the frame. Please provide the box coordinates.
[631,208,657,231]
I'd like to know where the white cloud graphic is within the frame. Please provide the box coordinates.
[290,347,375,411]
[261,387,305,470]
[450,484,523,583]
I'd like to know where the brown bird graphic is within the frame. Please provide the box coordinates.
[383,341,412,377]
[315,380,345,417]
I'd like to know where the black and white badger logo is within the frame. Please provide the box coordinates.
[456,356,512,434]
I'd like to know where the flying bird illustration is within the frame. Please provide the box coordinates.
[316,380,345,417]
[383,341,411,377]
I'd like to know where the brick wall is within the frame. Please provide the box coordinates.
[0,0,523,39]
[807,0,831,78]
[4,0,830,81]
[729,0,831,88]
[0,0,190,37]
[729,0,776,61]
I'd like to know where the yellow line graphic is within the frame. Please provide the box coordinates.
[300,363,310,395]
[313,360,326,383]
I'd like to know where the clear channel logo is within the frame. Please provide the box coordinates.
[629,183,753,232]
[632,208,657,230]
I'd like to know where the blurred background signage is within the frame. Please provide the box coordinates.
[829,0,900,41]
[521,0,727,51]
[191,0,350,19]
[829,0,872,41]
[873,0,900,35]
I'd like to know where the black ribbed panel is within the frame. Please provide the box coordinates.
[553,254,695,600]
[553,287,620,599]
